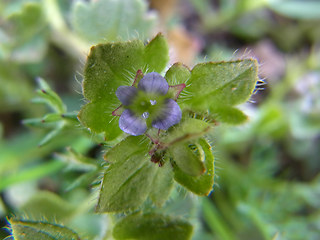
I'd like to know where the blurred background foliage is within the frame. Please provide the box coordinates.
[0,0,320,239]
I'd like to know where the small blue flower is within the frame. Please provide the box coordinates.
[114,72,183,136]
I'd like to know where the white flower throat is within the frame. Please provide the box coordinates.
[142,100,156,119]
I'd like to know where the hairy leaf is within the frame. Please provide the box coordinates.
[78,34,169,139]
[186,59,257,107]
[149,160,174,207]
[164,118,211,145]
[19,191,75,222]
[210,105,248,124]
[165,63,191,85]
[144,34,170,73]
[104,135,150,163]
[169,143,205,177]
[184,59,258,124]
[113,213,193,240]
[174,138,214,195]
[97,148,158,212]
[9,219,80,240]
[165,63,191,104]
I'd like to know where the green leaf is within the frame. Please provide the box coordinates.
[113,213,193,240]
[78,34,169,139]
[22,118,45,128]
[96,156,157,213]
[78,102,122,140]
[42,113,63,123]
[169,143,205,177]
[38,124,64,147]
[164,118,211,145]
[181,59,257,125]
[9,219,80,240]
[165,63,191,86]
[61,112,80,124]
[267,0,320,20]
[30,112,79,126]
[149,160,174,207]
[19,191,75,222]
[65,170,99,192]
[185,59,258,109]
[173,138,215,195]
[82,34,168,102]
[104,135,150,163]
[36,78,66,114]
[210,105,248,124]
[55,147,97,171]
[71,0,157,43]
[143,33,169,73]
[4,2,48,63]
[165,63,191,104]
[6,2,46,43]
[97,138,159,212]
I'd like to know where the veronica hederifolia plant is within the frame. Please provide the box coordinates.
[75,33,258,239]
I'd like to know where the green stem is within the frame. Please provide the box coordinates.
[246,206,271,240]
[202,197,235,240]
[43,0,89,60]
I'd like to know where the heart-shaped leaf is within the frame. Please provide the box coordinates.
[183,59,258,124]
[186,59,258,107]
[78,34,169,140]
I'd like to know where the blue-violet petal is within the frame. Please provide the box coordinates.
[116,86,138,105]
[152,99,182,130]
[119,109,147,136]
[138,72,169,95]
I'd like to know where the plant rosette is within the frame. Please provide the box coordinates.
[77,33,258,213]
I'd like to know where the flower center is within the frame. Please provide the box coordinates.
[128,90,167,122]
